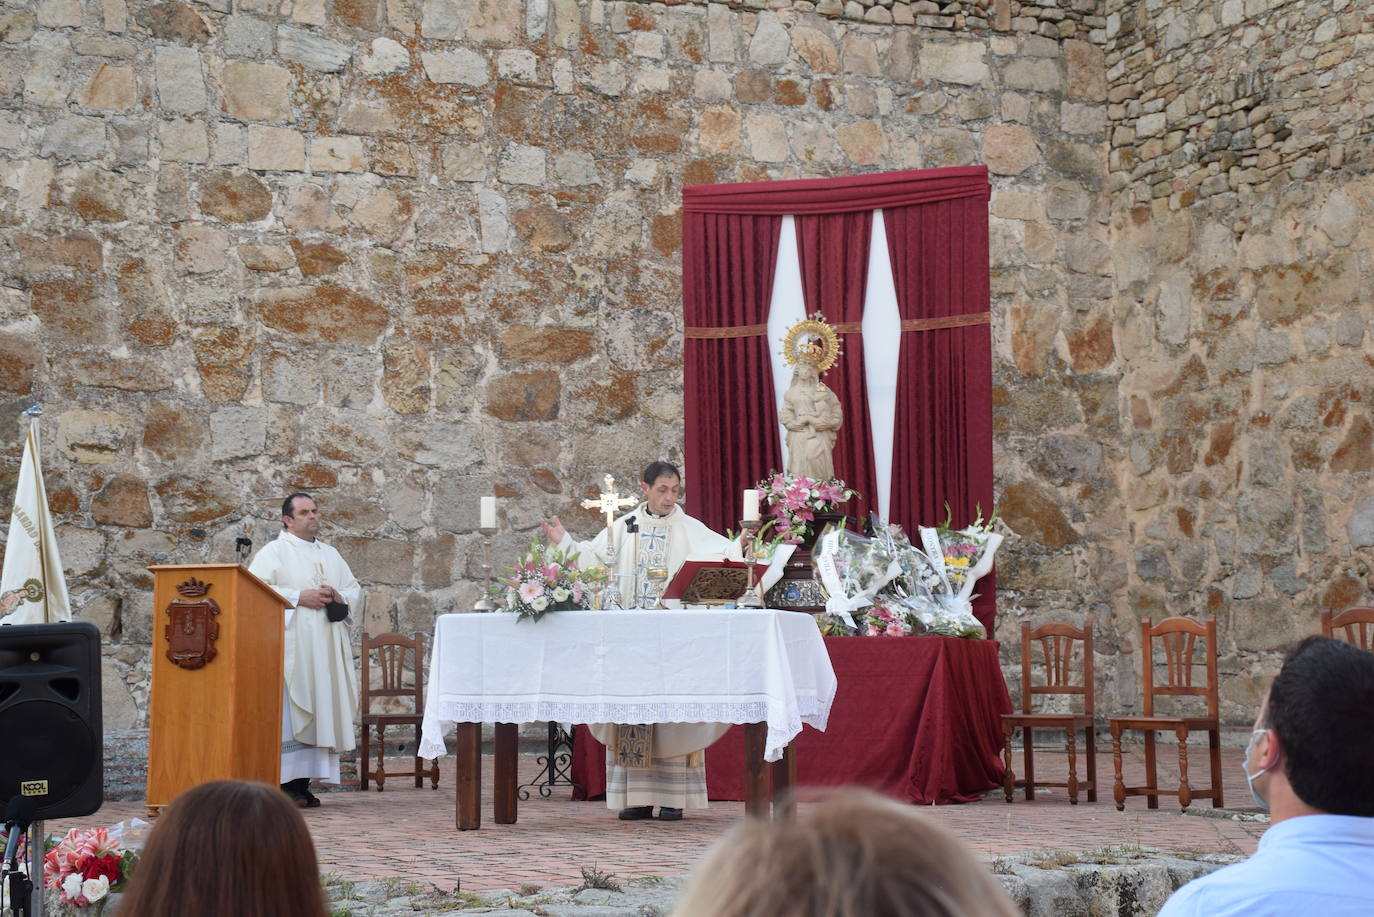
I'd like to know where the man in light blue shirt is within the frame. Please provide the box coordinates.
[1158,636,1374,916]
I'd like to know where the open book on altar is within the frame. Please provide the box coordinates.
[662,559,751,606]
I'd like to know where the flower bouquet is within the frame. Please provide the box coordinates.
[905,508,1003,638]
[43,822,143,912]
[811,524,901,628]
[757,471,858,545]
[503,540,606,622]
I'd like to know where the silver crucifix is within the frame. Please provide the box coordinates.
[581,474,638,534]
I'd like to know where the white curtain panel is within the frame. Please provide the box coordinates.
[764,211,901,521]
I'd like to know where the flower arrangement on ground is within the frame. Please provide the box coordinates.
[44,825,139,910]
[503,540,606,622]
[757,471,858,545]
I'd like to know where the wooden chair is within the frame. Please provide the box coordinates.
[359,632,439,792]
[1001,621,1096,804]
[1109,616,1222,811]
[1322,606,1374,650]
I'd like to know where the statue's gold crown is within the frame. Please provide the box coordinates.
[782,314,841,373]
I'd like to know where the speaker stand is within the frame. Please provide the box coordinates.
[29,820,43,917]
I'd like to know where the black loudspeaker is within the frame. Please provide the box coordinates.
[0,622,103,821]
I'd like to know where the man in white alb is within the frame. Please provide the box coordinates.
[248,492,360,808]
[541,461,739,821]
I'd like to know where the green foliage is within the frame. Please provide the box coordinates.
[575,864,623,892]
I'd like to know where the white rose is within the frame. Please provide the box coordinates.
[83,875,111,903]
[552,587,570,602]
[531,595,549,611]
[62,873,83,901]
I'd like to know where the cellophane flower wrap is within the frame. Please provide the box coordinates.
[815,513,1003,640]
[504,539,606,622]
[811,524,901,628]
[757,471,858,545]
[42,820,145,910]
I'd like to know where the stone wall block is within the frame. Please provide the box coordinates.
[199,169,272,221]
[153,473,238,523]
[209,406,268,460]
[135,2,210,43]
[278,26,351,72]
[247,125,306,171]
[41,117,108,161]
[309,136,366,173]
[745,13,788,67]
[81,63,137,110]
[154,45,207,114]
[55,409,129,461]
[360,37,410,75]
[92,474,153,527]
[158,119,209,163]
[984,123,1041,175]
[332,536,416,586]
[422,49,489,85]
[255,285,390,346]
[486,371,560,421]
[920,40,989,86]
[221,61,293,121]
[381,341,432,414]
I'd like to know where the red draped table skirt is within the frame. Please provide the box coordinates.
[572,635,1012,805]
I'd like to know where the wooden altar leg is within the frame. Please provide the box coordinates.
[744,723,770,819]
[456,722,481,831]
[494,722,518,824]
[770,741,797,821]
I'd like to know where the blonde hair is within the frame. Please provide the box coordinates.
[673,789,1019,917]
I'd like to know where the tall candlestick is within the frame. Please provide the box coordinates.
[480,496,496,530]
[742,489,761,522]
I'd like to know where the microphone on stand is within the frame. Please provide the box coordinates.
[235,517,254,564]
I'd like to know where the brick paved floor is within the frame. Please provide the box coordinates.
[50,741,1265,893]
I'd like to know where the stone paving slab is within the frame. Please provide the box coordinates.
[47,743,1263,913]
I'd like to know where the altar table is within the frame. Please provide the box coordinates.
[419,609,836,829]
[574,635,1012,805]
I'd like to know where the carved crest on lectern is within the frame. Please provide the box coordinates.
[164,577,221,670]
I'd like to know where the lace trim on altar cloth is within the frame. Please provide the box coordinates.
[421,698,830,762]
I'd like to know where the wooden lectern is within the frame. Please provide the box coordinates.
[145,564,288,815]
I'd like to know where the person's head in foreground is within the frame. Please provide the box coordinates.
[673,788,1019,917]
[118,780,327,917]
[1243,635,1374,818]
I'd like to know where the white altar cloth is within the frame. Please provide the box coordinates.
[419,608,836,763]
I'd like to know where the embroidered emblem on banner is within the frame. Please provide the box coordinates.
[164,577,221,670]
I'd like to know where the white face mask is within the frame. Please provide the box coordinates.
[1243,728,1274,812]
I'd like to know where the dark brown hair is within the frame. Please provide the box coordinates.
[673,789,1019,917]
[281,492,313,526]
[117,780,327,917]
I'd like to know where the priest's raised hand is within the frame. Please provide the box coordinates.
[540,515,568,545]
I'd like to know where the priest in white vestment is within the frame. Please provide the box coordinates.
[541,461,739,821]
[248,492,360,808]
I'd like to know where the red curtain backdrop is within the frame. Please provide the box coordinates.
[883,198,995,633]
[794,211,878,522]
[681,213,784,534]
[682,166,993,627]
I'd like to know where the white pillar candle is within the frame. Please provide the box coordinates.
[742,489,761,522]
[480,496,497,529]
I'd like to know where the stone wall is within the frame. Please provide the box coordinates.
[1094,0,1374,718]
[0,0,1115,730]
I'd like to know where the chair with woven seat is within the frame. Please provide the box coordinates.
[1321,606,1374,651]
[1109,615,1222,811]
[359,632,439,792]
[1001,620,1096,804]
